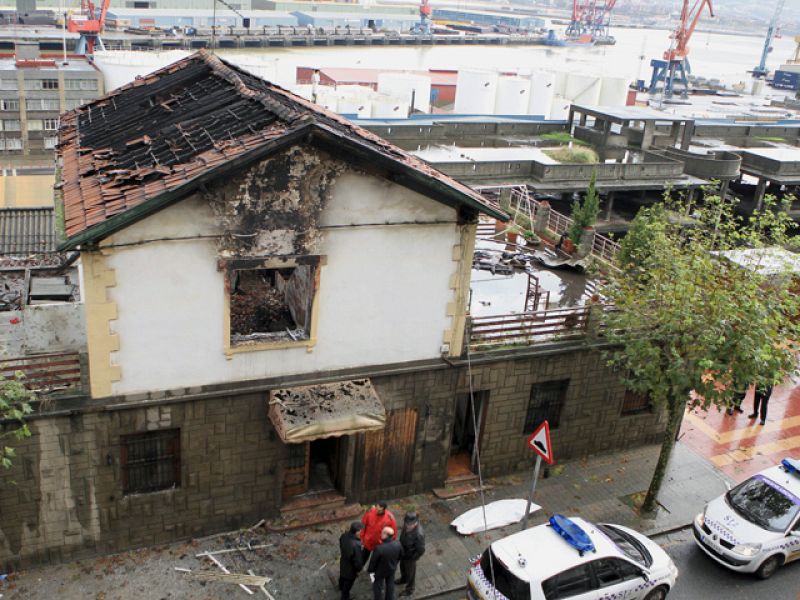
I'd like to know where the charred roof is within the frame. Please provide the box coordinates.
[57,50,506,249]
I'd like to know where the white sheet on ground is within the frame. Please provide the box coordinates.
[450,499,541,535]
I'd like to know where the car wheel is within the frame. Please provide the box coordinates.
[643,586,668,600]
[755,554,784,580]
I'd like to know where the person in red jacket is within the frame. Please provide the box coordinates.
[360,501,397,562]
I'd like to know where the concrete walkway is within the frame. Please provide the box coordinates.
[2,441,731,600]
[332,441,732,599]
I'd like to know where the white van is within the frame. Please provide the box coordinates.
[467,515,678,600]
[693,457,800,579]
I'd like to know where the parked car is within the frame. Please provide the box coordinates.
[467,514,678,600]
[693,457,800,579]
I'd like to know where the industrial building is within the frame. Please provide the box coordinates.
[291,11,418,32]
[0,44,103,156]
[105,8,298,30]
[431,8,546,31]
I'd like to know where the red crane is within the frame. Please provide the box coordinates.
[649,0,714,97]
[664,0,714,62]
[67,0,111,55]
[566,0,618,43]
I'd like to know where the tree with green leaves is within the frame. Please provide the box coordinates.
[601,191,800,512]
[569,171,601,247]
[0,371,34,470]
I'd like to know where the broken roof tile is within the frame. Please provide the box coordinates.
[57,50,506,247]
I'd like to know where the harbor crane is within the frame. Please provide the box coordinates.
[649,0,714,98]
[66,0,110,55]
[565,0,618,42]
[753,0,786,78]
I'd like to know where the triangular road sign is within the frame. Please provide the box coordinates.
[527,421,554,464]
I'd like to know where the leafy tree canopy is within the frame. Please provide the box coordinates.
[0,371,34,470]
[600,191,800,510]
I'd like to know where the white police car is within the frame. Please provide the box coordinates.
[693,457,800,579]
[467,514,678,600]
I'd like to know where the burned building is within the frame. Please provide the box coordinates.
[0,51,666,569]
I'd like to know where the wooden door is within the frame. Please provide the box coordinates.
[354,408,418,493]
[282,442,310,499]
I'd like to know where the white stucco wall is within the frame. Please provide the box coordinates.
[104,169,461,395]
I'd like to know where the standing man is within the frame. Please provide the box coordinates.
[397,512,425,597]
[339,521,364,600]
[749,382,773,426]
[368,526,403,600]
[361,501,397,562]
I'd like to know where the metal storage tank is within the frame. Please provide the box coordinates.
[549,95,571,120]
[377,73,431,113]
[454,69,499,114]
[598,76,629,106]
[494,76,531,115]
[92,50,190,92]
[528,70,555,116]
[371,94,410,118]
[565,72,601,105]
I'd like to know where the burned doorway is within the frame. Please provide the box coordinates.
[449,391,489,480]
[281,436,349,501]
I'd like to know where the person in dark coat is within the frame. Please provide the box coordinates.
[397,512,425,597]
[339,521,365,600]
[368,526,403,600]
[749,383,774,426]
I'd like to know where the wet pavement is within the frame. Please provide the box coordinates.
[680,374,800,482]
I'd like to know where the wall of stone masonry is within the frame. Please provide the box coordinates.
[457,348,666,476]
[0,346,666,570]
[0,392,283,570]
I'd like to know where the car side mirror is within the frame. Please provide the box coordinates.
[640,571,650,583]
[724,481,732,491]
[788,530,800,538]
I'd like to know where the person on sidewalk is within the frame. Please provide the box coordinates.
[339,521,365,600]
[396,512,425,597]
[361,501,397,562]
[726,386,746,416]
[749,383,773,426]
[369,526,403,600]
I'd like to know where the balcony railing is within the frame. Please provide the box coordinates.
[1,351,83,393]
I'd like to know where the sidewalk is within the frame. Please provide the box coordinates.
[1,441,731,600]
[342,441,732,599]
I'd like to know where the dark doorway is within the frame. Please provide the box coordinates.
[282,437,345,501]
[449,391,489,480]
[308,437,337,492]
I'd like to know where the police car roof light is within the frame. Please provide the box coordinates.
[782,457,800,476]
[548,514,595,555]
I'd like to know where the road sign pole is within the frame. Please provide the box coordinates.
[522,454,542,531]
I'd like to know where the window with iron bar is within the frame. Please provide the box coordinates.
[621,389,652,416]
[523,379,569,433]
[121,429,181,494]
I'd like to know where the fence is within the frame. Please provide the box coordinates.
[1,351,83,392]
[467,305,592,351]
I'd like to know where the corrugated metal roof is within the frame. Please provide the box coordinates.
[57,50,506,248]
[0,207,56,255]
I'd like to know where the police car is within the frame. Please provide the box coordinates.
[467,514,678,600]
[693,457,800,579]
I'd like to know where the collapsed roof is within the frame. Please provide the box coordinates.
[57,50,506,250]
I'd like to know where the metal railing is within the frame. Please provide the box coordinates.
[467,305,592,351]
[1,351,83,392]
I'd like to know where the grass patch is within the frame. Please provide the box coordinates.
[541,131,589,146]
[544,145,599,164]
[754,136,786,142]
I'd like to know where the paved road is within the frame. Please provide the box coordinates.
[431,528,800,600]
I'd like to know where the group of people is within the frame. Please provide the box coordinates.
[339,501,426,600]
[726,382,773,426]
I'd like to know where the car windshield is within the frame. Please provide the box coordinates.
[595,523,652,567]
[726,475,800,533]
[479,547,531,600]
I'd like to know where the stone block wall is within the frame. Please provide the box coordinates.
[0,393,283,570]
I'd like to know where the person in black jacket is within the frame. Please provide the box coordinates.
[368,526,403,600]
[396,512,425,596]
[339,521,365,600]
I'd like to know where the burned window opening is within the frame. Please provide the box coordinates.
[229,263,317,345]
